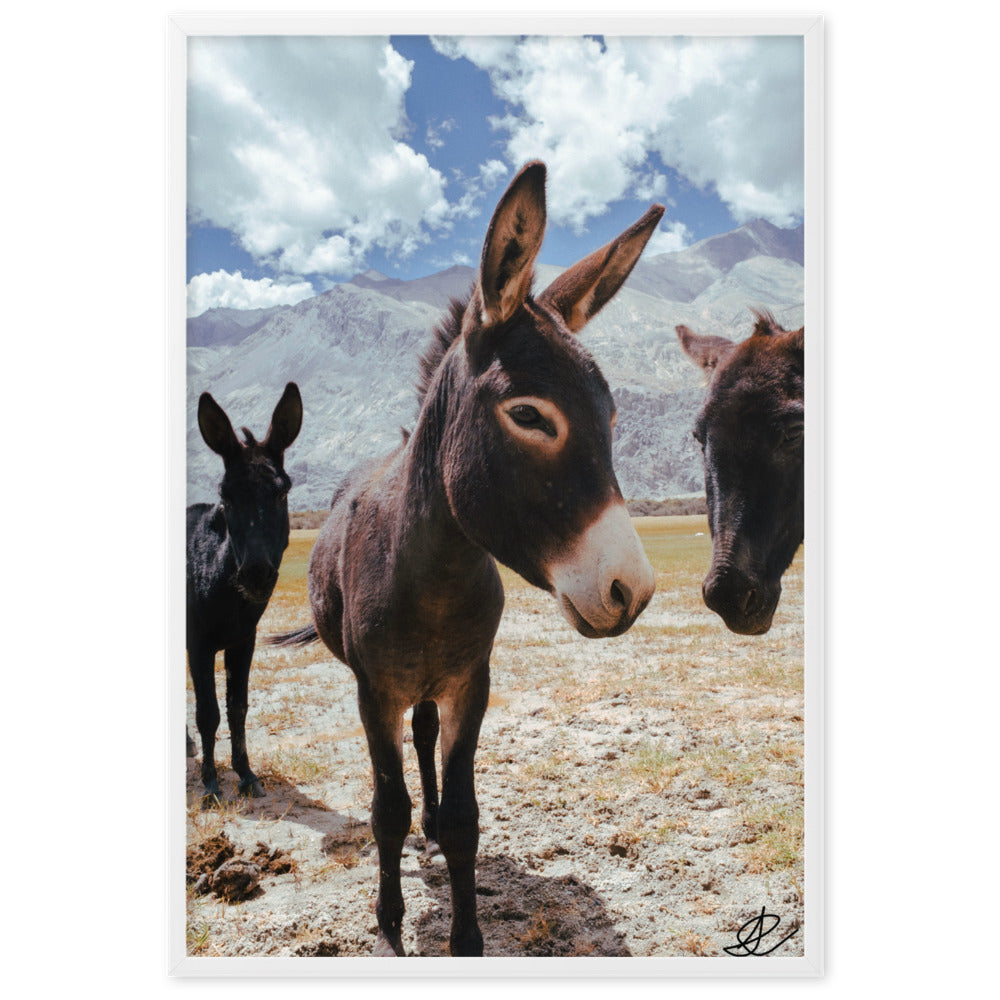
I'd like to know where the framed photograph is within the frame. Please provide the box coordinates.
[169,14,823,977]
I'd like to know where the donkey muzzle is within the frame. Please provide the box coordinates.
[550,503,655,638]
[235,560,279,604]
[702,566,780,635]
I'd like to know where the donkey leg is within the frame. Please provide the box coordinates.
[438,666,490,957]
[188,645,222,804]
[412,700,441,853]
[225,638,263,798]
[359,690,411,957]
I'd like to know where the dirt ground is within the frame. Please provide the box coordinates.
[185,523,805,960]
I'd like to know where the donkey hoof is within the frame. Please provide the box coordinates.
[423,839,443,860]
[200,788,223,810]
[239,777,264,798]
[372,934,405,957]
[450,927,484,957]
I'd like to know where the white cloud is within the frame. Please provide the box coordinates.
[479,159,509,190]
[430,36,518,71]
[186,270,315,318]
[632,171,669,201]
[449,159,512,222]
[187,37,453,278]
[425,117,457,150]
[645,220,692,256]
[431,35,804,229]
[428,249,474,270]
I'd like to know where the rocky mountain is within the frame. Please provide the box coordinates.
[186,219,804,510]
[187,305,287,348]
[348,264,476,311]
[623,218,803,304]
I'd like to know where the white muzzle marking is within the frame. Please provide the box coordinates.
[548,502,655,637]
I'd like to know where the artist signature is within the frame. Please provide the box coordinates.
[724,906,799,956]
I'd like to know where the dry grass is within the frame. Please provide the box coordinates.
[627,739,684,793]
[186,796,248,842]
[254,745,329,786]
[186,896,213,955]
[678,930,716,956]
[736,804,805,873]
[514,901,603,957]
[185,514,805,956]
[262,530,317,627]
[312,831,374,877]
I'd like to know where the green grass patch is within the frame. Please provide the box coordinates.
[737,803,805,873]
[255,746,330,786]
[627,739,683,793]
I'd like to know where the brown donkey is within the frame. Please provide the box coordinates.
[677,309,804,634]
[274,162,663,955]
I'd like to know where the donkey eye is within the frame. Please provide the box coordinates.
[508,404,556,437]
[783,423,804,445]
[509,404,540,426]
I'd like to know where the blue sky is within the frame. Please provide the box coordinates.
[186,34,803,317]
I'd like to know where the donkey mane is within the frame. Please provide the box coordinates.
[416,295,469,404]
[749,307,779,337]
[235,426,291,471]
[415,284,604,407]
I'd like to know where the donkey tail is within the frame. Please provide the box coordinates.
[266,624,320,647]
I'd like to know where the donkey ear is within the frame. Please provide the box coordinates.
[676,325,736,375]
[783,326,804,354]
[264,382,303,457]
[477,160,547,326]
[198,392,241,461]
[538,204,665,333]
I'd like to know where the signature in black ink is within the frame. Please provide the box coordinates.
[724,906,799,956]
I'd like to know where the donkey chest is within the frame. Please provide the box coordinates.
[187,586,268,652]
[346,585,502,685]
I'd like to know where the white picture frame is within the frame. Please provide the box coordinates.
[168,14,824,978]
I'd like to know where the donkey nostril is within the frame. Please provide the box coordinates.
[740,589,757,615]
[610,579,631,612]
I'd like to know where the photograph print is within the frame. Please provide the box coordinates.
[177,20,819,971]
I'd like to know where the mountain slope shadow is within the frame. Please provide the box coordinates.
[409,853,632,957]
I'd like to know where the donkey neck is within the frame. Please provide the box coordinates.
[188,504,243,615]
[200,503,237,574]
[398,347,496,590]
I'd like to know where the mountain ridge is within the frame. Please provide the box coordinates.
[186,219,804,509]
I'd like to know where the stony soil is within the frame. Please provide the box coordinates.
[184,542,805,961]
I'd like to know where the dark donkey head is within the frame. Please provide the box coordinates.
[677,310,804,635]
[198,383,303,604]
[421,161,662,637]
